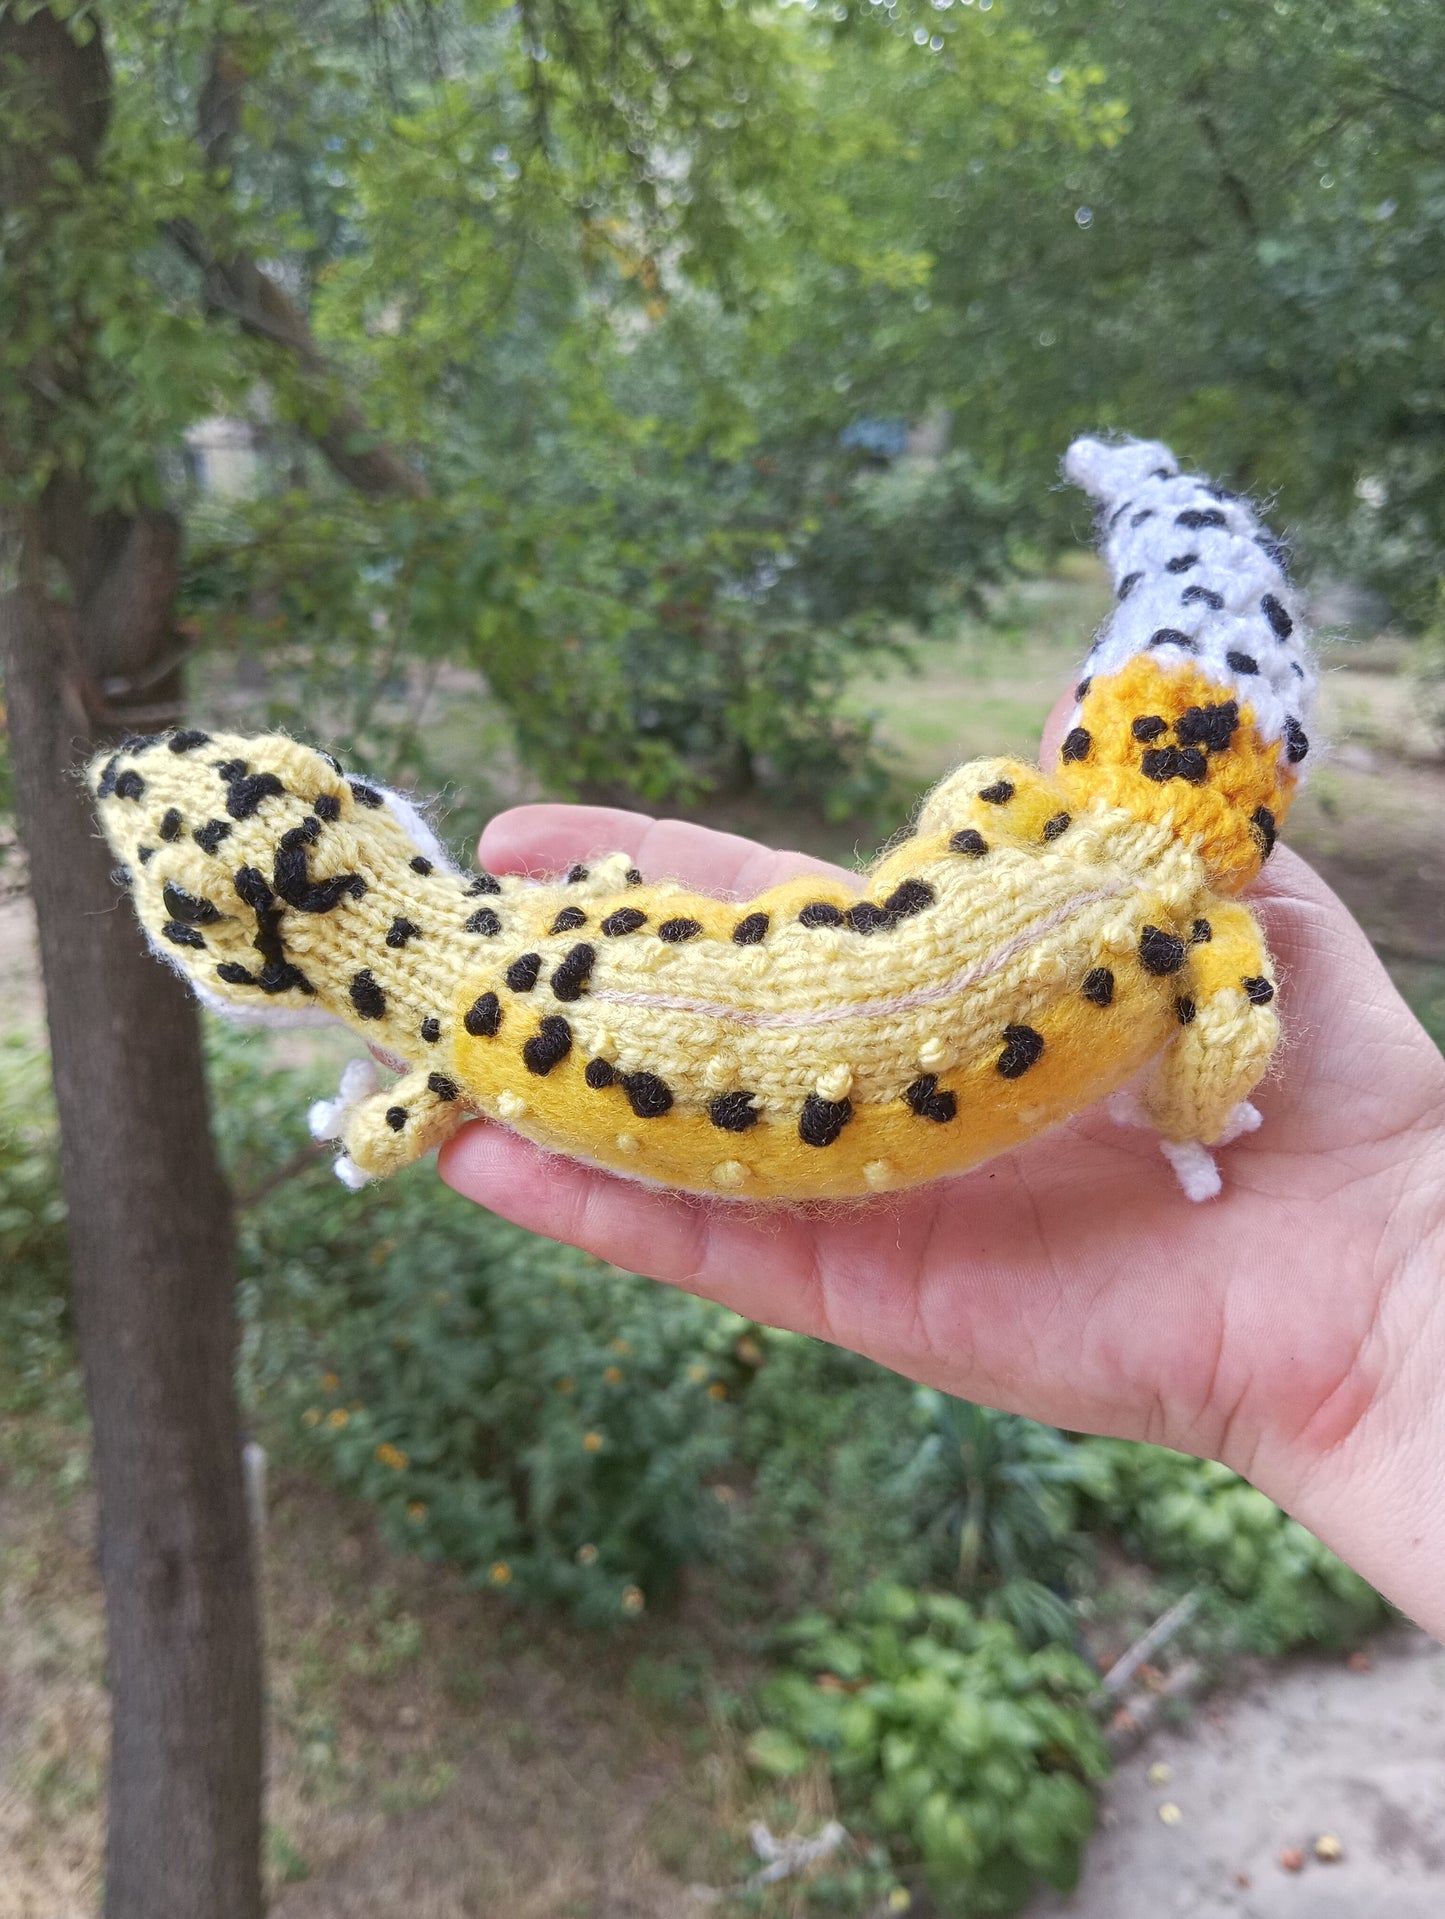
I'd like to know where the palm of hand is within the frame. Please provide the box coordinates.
[441,800,1445,1585]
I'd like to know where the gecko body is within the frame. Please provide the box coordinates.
[90,438,1315,1201]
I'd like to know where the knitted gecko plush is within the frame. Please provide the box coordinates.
[91,436,1315,1204]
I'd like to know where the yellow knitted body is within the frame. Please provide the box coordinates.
[87,436,1312,1202]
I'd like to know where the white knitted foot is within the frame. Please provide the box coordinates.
[1216,1099,1263,1146]
[307,1056,381,1142]
[1159,1137,1222,1203]
[333,1153,372,1191]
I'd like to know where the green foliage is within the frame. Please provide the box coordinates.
[214,1033,737,1625]
[891,1392,1113,1645]
[0,1033,76,1420]
[1081,1440,1390,1653]
[750,1583,1107,1915]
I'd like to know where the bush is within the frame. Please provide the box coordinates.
[1081,1441,1389,1653]
[749,1582,1107,1915]
[0,1034,75,1419]
[219,1035,738,1624]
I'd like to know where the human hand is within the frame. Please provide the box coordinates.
[440,751,1445,1635]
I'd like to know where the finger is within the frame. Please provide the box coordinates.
[1039,683,1076,766]
[479,802,845,897]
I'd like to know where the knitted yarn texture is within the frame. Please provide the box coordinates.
[90,436,1314,1203]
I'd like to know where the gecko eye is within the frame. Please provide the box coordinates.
[162,881,225,926]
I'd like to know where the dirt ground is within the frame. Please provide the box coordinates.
[1030,1629,1445,1919]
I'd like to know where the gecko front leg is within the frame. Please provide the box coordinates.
[1137,900,1279,1199]
[311,1061,470,1186]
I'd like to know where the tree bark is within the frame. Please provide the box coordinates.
[0,11,263,1917]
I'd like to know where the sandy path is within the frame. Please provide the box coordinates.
[1030,1629,1445,1918]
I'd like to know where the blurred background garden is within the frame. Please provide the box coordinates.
[2,0,1444,1914]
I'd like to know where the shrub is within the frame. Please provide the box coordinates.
[0,1034,75,1419]
[219,1034,738,1624]
[1080,1441,1389,1653]
[749,1583,1107,1915]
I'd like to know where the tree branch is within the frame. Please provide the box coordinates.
[170,34,428,503]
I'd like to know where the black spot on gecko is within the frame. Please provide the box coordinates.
[113,769,146,801]
[658,917,702,943]
[621,1071,673,1118]
[523,1015,571,1074]
[709,1090,760,1132]
[465,991,503,1038]
[420,1017,442,1043]
[160,807,183,841]
[1284,717,1309,763]
[1182,584,1224,610]
[950,829,989,856]
[978,780,1015,804]
[1061,727,1092,763]
[386,1106,407,1132]
[427,1073,459,1101]
[550,942,596,1001]
[1175,700,1239,752]
[1251,805,1277,861]
[506,953,543,993]
[386,916,422,948]
[168,729,211,753]
[162,920,206,949]
[464,906,502,936]
[732,912,769,945]
[1175,996,1197,1025]
[799,1093,852,1147]
[1041,811,1072,842]
[584,1058,616,1089]
[1243,975,1275,1005]
[550,906,587,934]
[1260,593,1293,639]
[566,863,589,883]
[1149,628,1197,650]
[602,907,648,936]
[1138,925,1187,975]
[349,781,384,808]
[905,1075,957,1123]
[1132,715,1168,742]
[313,793,342,821]
[1191,918,1213,943]
[410,856,434,876]
[1226,650,1259,675]
[1176,506,1227,529]
[194,819,233,854]
[350,970,387,1018]
[997,1024,1045,1078]
[798,902,845,928]
[467,873,502,895]
[1082,967,1114,1006]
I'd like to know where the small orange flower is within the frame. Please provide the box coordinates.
[576,1544,599,1566]
[686,1363,708,1384]
[707,1382,728,1402]
[622,1586,645,1613]
[609,1339,632,1355]
[582,1431,604,1453]
[714,1484,738,1505]
[321,1372,339,1393]
[301,1407,321,1429]
[489,1561,512,1586]
[556,1376,576,1395]
[326,1408,349,1429]
[375,1442,409,1471]
[603,1365,624,1385]
[407,1501,428,1522]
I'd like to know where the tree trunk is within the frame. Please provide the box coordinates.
[0,10,263,1917]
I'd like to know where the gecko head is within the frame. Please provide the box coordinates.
[1055,657,1303,892]
[89,728,376,1021]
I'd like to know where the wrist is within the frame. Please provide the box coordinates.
[1255,1149,1445,1636]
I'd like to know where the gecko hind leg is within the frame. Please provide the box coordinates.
[310,1059,469,1186]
